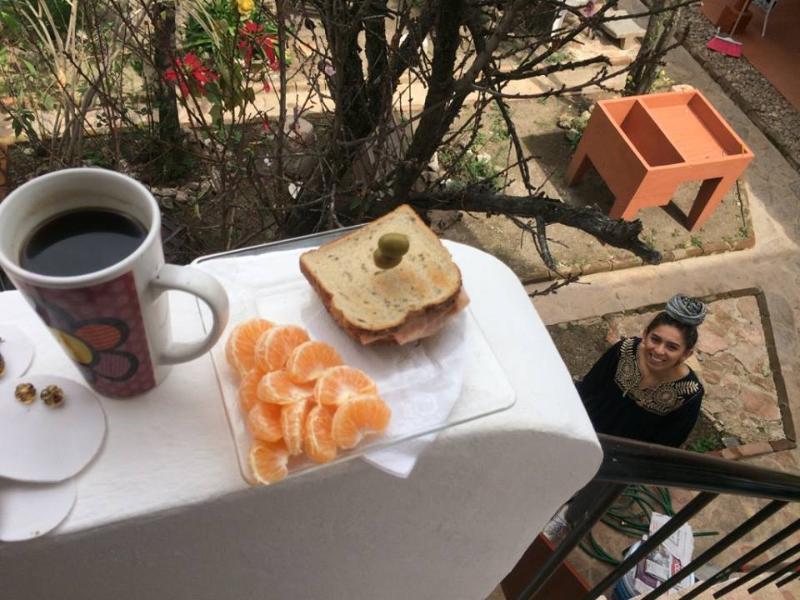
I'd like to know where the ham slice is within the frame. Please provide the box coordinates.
[358,289,470,345]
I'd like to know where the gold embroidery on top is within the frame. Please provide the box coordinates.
[614,338,700,415]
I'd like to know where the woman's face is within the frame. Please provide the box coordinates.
[640,324,692,373]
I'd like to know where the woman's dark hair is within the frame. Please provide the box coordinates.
[645,312,699,350]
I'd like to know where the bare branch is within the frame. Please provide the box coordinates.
[405,190,662,264]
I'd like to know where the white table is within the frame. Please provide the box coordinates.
[0,241,601,600]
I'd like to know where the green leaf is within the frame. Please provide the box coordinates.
[11,117,23,137]
[0,11,21,35]
[204,81,221,98]
[22,59,36,77]
[209,103,223,125]
[11,110,32,137]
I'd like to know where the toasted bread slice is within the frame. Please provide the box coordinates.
[299,205,466,345]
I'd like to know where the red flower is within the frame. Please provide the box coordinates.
[239,21,279,70]
[241,21,263,36]
[164,53,218,97]
[261,36,279,71]
[238,38,255,65]
[182,52,202,71]
[164,66,190,97]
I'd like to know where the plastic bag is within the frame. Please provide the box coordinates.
[615,513,695,599]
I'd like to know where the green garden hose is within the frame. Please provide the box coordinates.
[577,486,719,566]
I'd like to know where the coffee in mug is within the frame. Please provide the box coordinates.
[0,168,229,397]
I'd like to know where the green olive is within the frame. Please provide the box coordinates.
[373,248,402,269]
[377,233,410,259]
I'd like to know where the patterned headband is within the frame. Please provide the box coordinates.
[665,294,707,326]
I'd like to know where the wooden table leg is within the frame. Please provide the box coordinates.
[609,194,641,221]
[565,149,592,186]
[687,175,738,231]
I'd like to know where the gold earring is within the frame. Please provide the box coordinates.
[41,385,65,408]
[15,383,36,405]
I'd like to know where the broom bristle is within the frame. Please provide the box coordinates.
[707,35,743,57]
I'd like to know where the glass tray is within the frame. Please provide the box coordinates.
[193,233,516,485]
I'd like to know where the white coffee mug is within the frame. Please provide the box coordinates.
[0,168,229,397]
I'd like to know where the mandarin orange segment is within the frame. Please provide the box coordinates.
[247,402,283,442]
[257,370,315,404]
[314,366,378,406]
[249,440,290,484]
[281,400,309,456]
[331,395,391,449]
[238,370,263,413]
[225,318,274,375]
[287,341,344,383]
[304,405,337,463]
[229,318,391,479]
[254,325,310,374]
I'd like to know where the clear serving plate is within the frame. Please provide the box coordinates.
[193,232,516,485]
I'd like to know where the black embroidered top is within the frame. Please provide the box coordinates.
[576,337,704,448]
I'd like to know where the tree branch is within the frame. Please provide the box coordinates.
[363,0,389,122]
[489,55,610,82]
[405,190,662,264]
[392,0,464,197]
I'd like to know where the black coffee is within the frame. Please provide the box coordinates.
[21,208,147,276]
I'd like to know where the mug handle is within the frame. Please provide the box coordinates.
[150,264,229,365]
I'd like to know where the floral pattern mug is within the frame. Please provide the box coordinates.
[0,168,229,397]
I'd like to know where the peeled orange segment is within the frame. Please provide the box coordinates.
[331,395,391,449]
[287,341,344,383]
[314,366,378,407]
[257,370,315,404]
[247,402,283,442]
[281,400,309,456]
[249,440,290,484]
[254,325,310,374]
[238,370,263,414]
[225,319,274,375]
[304,405,337,464]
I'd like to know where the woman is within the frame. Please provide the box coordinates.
[577,294,707,448]
[548,294,707,536]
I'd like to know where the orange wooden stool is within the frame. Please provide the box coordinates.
[566,90,754,231]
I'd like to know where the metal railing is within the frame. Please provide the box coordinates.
[516,434,800,600]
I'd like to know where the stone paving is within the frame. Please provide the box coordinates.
[693,295,790,449]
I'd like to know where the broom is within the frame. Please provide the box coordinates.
[707,0,749,57]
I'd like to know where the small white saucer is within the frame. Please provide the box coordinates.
[0,478,77,542]
[0,324,35,381]
[0,375,107,483]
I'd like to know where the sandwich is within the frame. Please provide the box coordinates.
[299,205,469,345]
